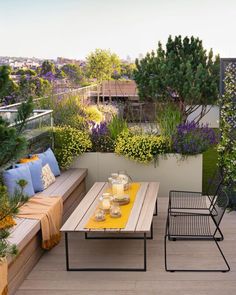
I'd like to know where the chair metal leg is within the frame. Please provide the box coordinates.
[164,235,230,272]
[213,237,230,272]
[215,227,224,241]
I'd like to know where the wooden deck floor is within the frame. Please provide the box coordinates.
[16,198,236,295]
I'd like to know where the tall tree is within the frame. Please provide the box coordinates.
[0,97,33,170]
[61,64,84,85]
[86,49,121,103]
[40,60,56,76]
[134,36,220,122]
[0,65,18,103]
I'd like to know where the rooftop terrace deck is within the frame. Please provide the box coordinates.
[15,198,236,295]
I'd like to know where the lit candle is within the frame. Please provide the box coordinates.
[102,198,111,210]
[116,183,124,197]
[112,182,124,197]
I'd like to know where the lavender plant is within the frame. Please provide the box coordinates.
[173,121,218,155]
[90,122,114,152]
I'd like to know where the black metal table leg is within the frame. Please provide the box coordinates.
[143,233,147,271]
[65,232,69,271]
[65,231,148,271]
[153,199,158,216]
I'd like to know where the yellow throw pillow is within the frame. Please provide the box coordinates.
[42,164,56,189]
[19,155,39,163]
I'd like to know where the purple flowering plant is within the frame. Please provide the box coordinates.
[172,121,219,155]
[90,121,114,152]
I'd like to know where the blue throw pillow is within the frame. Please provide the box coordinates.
[16,159,44,192]
[3,165,35,197]
[37,148,60,176]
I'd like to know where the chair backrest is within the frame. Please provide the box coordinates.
[210,188,229,228]
[206,169,223,198]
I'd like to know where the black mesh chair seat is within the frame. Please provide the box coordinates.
[170,191,208,210]
[168,213,211,237]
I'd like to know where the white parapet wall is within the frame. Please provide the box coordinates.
[72,152,202,197]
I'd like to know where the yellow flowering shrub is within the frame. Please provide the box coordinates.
[115,130,168,163]
[85,105,103,123]
[54,126,92,169]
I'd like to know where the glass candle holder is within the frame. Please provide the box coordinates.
[118,171,130,190]
[110,202,121,218]
[111,173,119,179]
[99,193,111,212]
[94,208,106,222]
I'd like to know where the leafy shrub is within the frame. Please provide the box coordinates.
[157,103,182,145]
[172,121,218,155]
[107,115,128,140]
[97,104,118,122]
[54,126,92,169]
[90,122,114,152]
[115,130,168,163]
[85,105,103,123]
[40,94,88,130]
[217,63,236,191]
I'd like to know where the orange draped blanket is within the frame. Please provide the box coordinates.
[17,196,63,250]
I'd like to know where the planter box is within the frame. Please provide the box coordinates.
[72,153,202,198]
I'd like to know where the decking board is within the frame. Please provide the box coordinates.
[15,198,236,295]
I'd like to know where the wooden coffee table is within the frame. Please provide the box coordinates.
[61,181,159,271]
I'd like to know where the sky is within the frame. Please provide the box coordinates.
[0,0,236,60]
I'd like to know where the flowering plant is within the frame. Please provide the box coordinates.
[115,130,168,163]
[90,122,114,152]
[173,121,218,155]
[217,63,236,191]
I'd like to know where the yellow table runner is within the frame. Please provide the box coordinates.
[85,183,141,229]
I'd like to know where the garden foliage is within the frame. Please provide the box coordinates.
[156,103,182,147]
[53,125,92,169]
[218,63,236,195]
[86,49,121,83]
[0,102,32,260]
[85,105,103,123]
[173,121,218,155]
[90,122,114,153]
[0,183,28,259]
[134,35,219,122]
[108,115,128,140]
[115,130,168,163]
[41,94,88,130]
[0,98,33,170]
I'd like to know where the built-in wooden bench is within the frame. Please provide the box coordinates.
[7,168,87,295]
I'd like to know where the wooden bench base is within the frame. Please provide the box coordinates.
[8,168,87,295]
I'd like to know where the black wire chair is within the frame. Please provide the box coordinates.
[164,188,230,272]
[169,170,222,211]
[168,170,224,240]
[169,170,223,211]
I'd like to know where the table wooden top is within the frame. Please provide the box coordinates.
[61,182,159,233]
